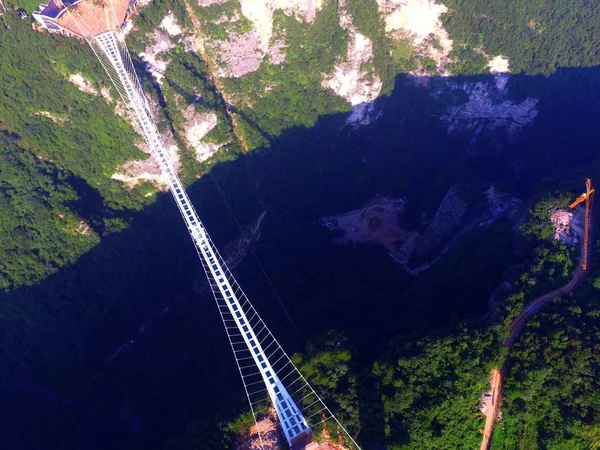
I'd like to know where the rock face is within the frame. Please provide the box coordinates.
[238,0,324,50]
[412,185,468,260]
[443,83,538,138]
[201,0,323,77]
[213,29,264,77]
[322,1,382,107]
[438,55,538,148]
[111,137,180,190]
[138,29,175,84]
[181,106,220,162]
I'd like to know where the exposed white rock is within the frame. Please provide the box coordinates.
[377,0,453,73]
[100,87,112,103]
[198,0,225,5]
[68,73,112,102]
[134,0,152,9]
[238,0,324,51]
[268,38,286,65]
[182,106,221,161]
[322,32,382,105]
[323,1,382,126]
[488,55,510,90]
[196,141,227,162]
[379,0,445,40]
[488,55,510,74]
[550,208,582,245]
[111,140,180,191]
[160,11,182,36]
[441,81,538,139]
[139,29,175,84]
[184,108,218,146]
[346,101,383,127]
[213,29,264,77]
[68,73,97,95]
[112,94,181,190]
[33,111,69,124]
[75,220,92,236]
[202,0,322,77]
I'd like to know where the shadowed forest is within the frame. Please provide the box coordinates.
[2,1,600,449]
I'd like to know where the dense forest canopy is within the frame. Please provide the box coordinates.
[1,0,600,449]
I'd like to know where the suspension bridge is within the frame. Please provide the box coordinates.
[31,0,360,448]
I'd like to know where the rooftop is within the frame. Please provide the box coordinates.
[33,0,130,37]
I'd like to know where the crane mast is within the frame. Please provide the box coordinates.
[569,178,594,270]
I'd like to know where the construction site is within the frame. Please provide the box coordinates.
[323,185,521,273]
[479,178,595,450]
[237,408,354,450]
[322,196,409,261]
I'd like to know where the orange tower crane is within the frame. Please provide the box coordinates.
[569,178,595,270]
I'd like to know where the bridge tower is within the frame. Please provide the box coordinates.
[32,0,361,447]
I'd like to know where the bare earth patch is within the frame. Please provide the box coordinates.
[68,73,97,95]
[323,196,408,260]
[235,408,282,450]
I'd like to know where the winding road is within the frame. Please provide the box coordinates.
[504,262,586,347]
[480,213,592,450]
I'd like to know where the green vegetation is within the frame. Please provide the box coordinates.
[0,133,99,290]
[196,0,253,39]
[346,0,417,92]
[2,1,600,449]
[373,328,501,449]
[442,0,600,74]
[220,1,350,149]
[0,15,154,290]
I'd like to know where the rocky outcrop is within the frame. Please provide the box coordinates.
[377,0,453,74]
[181,106,221,162]
[198,0,324,78]
[438,54,538,147]
[322,0,382,125]
[412,185,468,260]
[238,0,324,50]
[33,111,69,124]
[111,137,180,191]
[213,29,264,77]
[68,73,111,102]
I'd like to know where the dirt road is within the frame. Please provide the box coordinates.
[480,212,592,449]
[480,368,503,450]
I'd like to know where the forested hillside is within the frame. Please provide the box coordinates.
[1,0,600,449]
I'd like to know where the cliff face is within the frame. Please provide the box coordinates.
[412,185,469,260]
[116,0,540,180]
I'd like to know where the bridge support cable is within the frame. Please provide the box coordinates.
[63,14,361,446]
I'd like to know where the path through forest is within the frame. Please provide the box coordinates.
[480,214,591,450]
